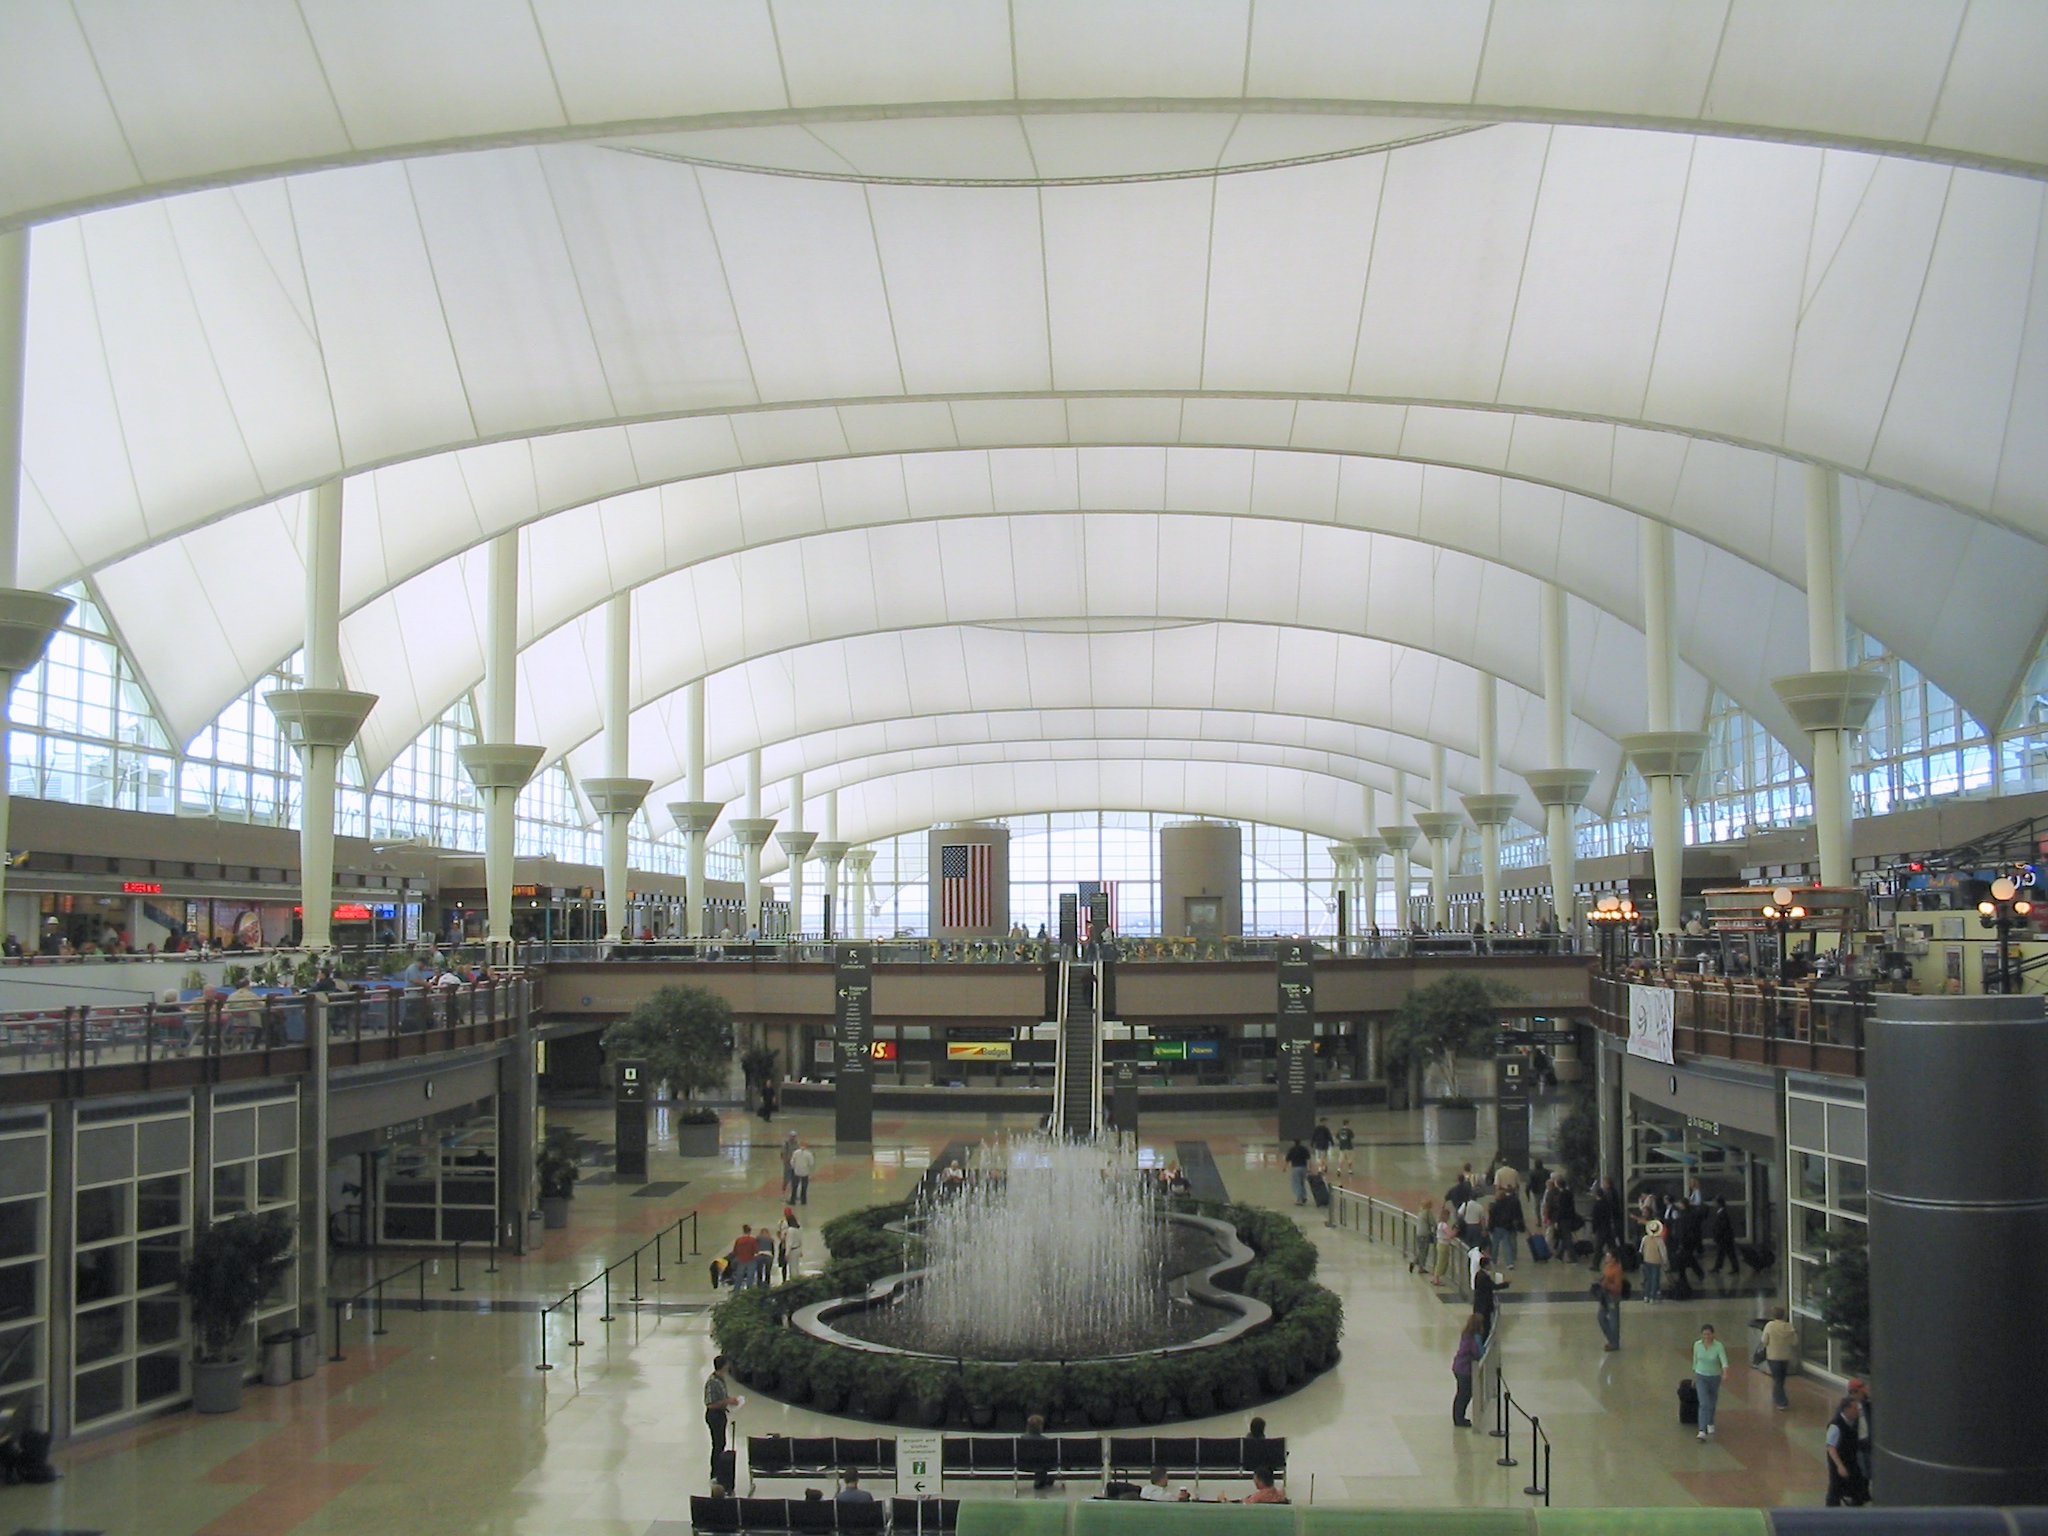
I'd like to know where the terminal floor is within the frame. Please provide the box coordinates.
[0,1104,1841,1536]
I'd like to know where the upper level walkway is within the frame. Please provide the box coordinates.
[1589,968,1881,1078]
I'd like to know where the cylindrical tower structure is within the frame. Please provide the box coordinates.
[1159,822,1242,938]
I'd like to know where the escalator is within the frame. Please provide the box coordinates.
[1050,961,1102,1138]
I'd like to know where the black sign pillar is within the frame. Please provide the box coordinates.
[614,1057,649,1180]
[1276,940,1316,1141]
[1058,893,1079,949]
[1494,1053,1531,1164]
[833,943,875,1145]
[1112,1060,1139,1136]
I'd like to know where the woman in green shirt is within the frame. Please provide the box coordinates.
[1692,1324,1729,1439]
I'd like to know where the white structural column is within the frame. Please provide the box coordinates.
[1526,583,1596,936]
[582,594,653,943]
[457,533,544,960]
[776,772,816,940]
[264,480,375,952]
[1414,745,1461,930]
[1463,674,1519,932]
[667,680,722,941]
[844,848,875,939]
[1353,785,1383,933]
[1379,768,1420,934]
[812,791,847,939]
[1326,844,1354,935]
[1773,466,1884,889]
[0,231,74,924]
[730,749,776,935]
[1620,523,1709,939]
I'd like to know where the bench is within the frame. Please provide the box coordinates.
[691,1495,887,1533]
[1105,1436,1287,1488]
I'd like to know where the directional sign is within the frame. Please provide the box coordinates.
[898,1432,942,1496]
[1498,1029,1579,1047]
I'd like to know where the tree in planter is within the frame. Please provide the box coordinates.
[601,985,735,1120]
[535,1126,581,1227]
[1552,1086,1600,1187]
[182,1210,296,1412]
[1813,1227,1871,1374]
[1383,973,1519,1105]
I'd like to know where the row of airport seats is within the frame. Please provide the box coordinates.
[691,1497,956,1533]
[747,1437,1286,1490]
[697,1500,2048,1536]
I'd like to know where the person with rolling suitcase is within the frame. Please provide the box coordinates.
[1306,1152,1331,1208]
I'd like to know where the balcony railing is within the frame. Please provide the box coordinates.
[1589,969,1871,1076]
[0,977,529,1101]
[528,933,1582,966]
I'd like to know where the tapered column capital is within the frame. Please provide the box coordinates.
[0,588,72,675]
[583,776,653,818]
[1772,669,1885,734]
[1619,731,1710,781]
[1524,768,1598,810]
[1414,811,1463,843]
[731,817,778,850]
[264,687,377,754]
[458,743,545,794]
[777,829,817,862]
[1346,836,1387,861]
[812,840,850,866]
[667,800,725,836]
[1461,793,1520,829]
[1377,825,1420,854]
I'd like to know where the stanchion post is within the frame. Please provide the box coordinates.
[451,1240,465,1293]
[417,1263,426,1312]
[652,1228,666,1285]
[686,1211,699,1255]
[1541,1440,1551,1506]
[600,1267,615,1323]
[568,1288,584,1348]
[1523,1418,1543,1498]
[485,1229,499,1274]
[537,1304,553,1372]
[373,1279,389,1337]
[629,1249,644,1304]
[331,1299,346,1362]
[1488,1370,1507,1439]
[1495,1389,1519,1468]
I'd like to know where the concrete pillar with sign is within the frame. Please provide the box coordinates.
[1494,1052,1531,1165]
[614,1057,650,1180]
[833,943,875,1145]
[1275,939,1316,1141]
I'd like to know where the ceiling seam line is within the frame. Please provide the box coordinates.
[1796,158,1885,328]
[1694,1,1736,119]
[1864,168,1957,478]
[533,149,627,428]
[1919,5,1971,145]
[289,0,357,151]
[1195,173,1222,391]
[1345,153,1393,393]
[71,225,151,552]
[860,184,912,397]
[763,0,795,110]
[61,0,146,183]
[278,179,349,473]
[1982,180,2048,533]
[1488,124,1555,407]
[521,0,575,128]
[684,166,766,408]
[1634,135,1702,424]
[398,161,482,442]
[157,204,269,506]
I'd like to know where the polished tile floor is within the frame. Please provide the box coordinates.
[0,1103,1843,1535]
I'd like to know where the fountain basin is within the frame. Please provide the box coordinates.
[791,1211,1272,1363]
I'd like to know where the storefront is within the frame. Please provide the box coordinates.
[1621,1052,1781,1250]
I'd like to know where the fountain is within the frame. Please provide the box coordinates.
[792,1132,1268,1363]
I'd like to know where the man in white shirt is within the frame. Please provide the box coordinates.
[789,1142,816,1205]
[1140,1467,1188,1502]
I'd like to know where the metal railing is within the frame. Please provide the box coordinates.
[328,1257,435,1362]
[1326,1184,1425,1253]
[531,934,1583,966]
[1590,969,1872,1075]
[0,977,527,1086]
[536,1210,701,1372]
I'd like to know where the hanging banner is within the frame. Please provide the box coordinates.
[1626,983,1676,1064]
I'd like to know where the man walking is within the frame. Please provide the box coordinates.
[789,1140,816,1205]
[780,1129,799,1201]
[1334,1119,1356,1177]
[1826,1395,1869,1505]
[704,1354,740,1482]
[1283,1138,1311,1205]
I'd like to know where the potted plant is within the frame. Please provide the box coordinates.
[536,1126,581,1229]
[1814,1228,1870,1374]
[182,1210,296,1413]
[1384,973,1518,1143]
[601,986,736,1156]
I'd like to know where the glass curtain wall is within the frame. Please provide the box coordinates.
[1785,1077,1868,1378]
[0,1111,49,1431]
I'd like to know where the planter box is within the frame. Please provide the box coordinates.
[540,1195,572,1230]
[192,1357,246,1414]
[677,1118,721,1158]
[1427,1102,1479,1143]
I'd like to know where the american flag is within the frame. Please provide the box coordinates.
[1077,880,1119,936]
[939,843,994,928]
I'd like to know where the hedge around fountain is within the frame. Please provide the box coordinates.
[711,1198,1343,1429]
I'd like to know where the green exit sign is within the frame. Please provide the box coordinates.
[1152,1040,1187,1060]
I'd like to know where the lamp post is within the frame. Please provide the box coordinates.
[1977,876,2033,995]
[1761,886,1807,1038]
[1589,894,1637,973]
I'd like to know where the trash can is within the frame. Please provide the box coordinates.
[261,1330,295,1387]
[291,1327,319,1380]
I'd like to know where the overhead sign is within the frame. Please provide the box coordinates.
[511,883,542,898]
[868,1040,898,1061]
[1498,1030,1579,1048]
[946,1041,1012,1060]
[120,880,162,895]
[834,943,875,1146]
[1275,939,1316,1141]
[899,1432,942,1497]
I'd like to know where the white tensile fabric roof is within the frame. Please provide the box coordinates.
[12,2,2048,851]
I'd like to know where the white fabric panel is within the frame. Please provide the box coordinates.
[14,4,2048,235]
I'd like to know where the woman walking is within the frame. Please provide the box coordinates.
[1761,1308,1799,1410]
[1692,1323,1729,1439]
[1451,1313,1482,1427]
[1431,1203,1459,1287]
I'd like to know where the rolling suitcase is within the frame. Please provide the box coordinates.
[1526,1232,1551,1263]
[1676,1378,1699,1426]
[1308,1174,1330,1208]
